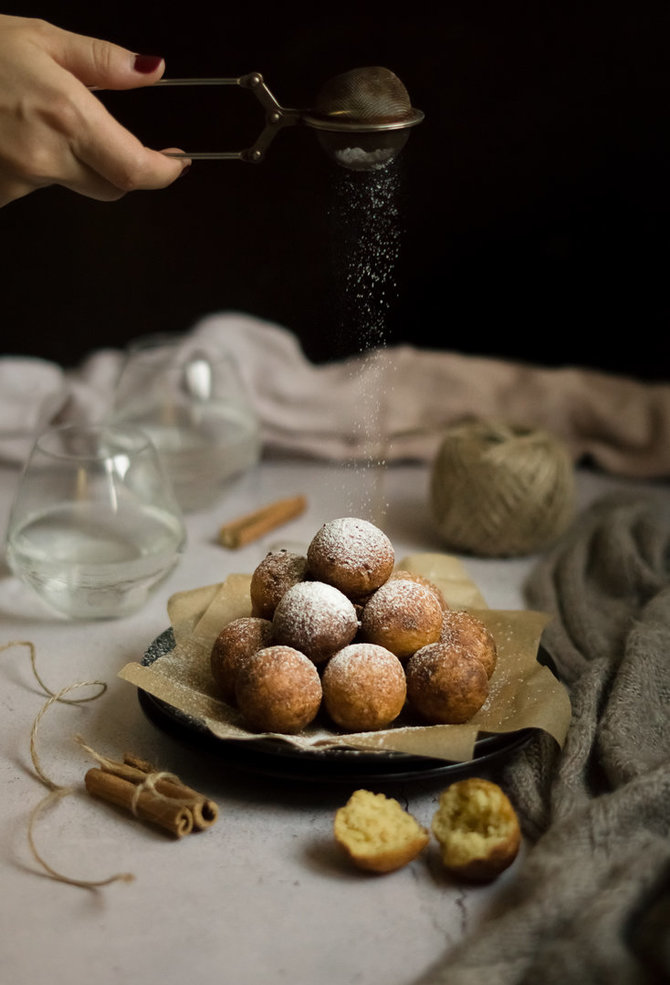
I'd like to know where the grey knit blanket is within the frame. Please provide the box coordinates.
[424,492,670,985]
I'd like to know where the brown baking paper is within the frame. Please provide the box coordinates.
[119,554,571,762]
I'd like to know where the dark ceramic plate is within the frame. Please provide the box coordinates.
[137,628,552,783]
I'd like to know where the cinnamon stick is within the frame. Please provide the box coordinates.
[122,754,218,830]
[78,738,219,836]
[218,494,307,549]
[85,768,194,838]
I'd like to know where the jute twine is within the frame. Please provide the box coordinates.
[429,420,576,557]
[1,640,134,889]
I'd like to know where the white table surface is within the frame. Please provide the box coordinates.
[0,454,659,985]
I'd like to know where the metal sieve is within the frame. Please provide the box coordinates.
[156,66,424,170]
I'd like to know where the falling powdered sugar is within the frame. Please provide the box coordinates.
[327,160,404,521]
[330,160,403,352]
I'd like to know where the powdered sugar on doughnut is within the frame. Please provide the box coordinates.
[272,580,359,664]
[403,643,438,684]
[369,577,439,612]
[322,643,406,731]
[438,609,498,678]
[405,643,489,724]
[309,517,393,569]
[325,643,404,684]
[236,645,322,734]
[250,550,307,618]
[248,644,316,675]
[306,517,394,596]
[361,578,443,659]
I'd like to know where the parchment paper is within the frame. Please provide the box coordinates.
[119,554,571,762]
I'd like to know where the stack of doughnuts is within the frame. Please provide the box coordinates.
[210,516,498,735]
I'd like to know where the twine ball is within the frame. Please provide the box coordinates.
[429,420,575,557]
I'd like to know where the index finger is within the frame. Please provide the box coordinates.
[39,20,167,91]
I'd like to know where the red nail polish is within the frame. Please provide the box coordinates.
[134,54,163,74]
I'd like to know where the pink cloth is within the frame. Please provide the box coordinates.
[192,313,670,478]
[2,311,669,477]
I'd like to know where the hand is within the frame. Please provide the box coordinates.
[0,15,190,206]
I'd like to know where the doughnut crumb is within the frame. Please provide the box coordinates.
[432,778,521,882]
[334,789,430,873]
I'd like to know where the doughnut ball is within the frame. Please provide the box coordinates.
[431,778,521,882]
[235,645,322,734]
[405,643,489,724]
[250,550,307,619]
[272,581,359,665]
[439,609,498,679]
[334,789,430,873]
[321,643,406,731]
[390,568,449,612]
[360,578,443,660]
[210,616,274,705]
[306,517,394,599]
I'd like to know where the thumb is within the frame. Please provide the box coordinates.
[42,22,166,90]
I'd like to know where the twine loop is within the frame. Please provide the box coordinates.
[1,640,133,889]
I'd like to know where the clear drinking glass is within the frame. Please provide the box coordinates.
[4,423,186,620]
[112,335,261,512]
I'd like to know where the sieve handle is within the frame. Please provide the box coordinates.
[154,73,303,162]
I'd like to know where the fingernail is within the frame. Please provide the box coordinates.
[179,163,191,177]
[134,54,164,74]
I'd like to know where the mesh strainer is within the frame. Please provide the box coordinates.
[156,66,424,170]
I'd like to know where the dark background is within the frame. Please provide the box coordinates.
[1,1,668,378]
